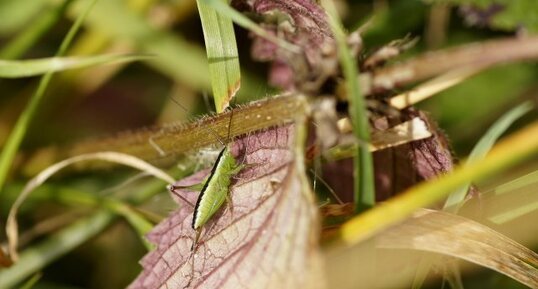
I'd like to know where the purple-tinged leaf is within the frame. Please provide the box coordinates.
[233,0,337,92]
[376,108,455,199]
[323,108,455,203]
[129,125,325,289]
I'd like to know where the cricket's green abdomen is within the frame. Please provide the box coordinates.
[192,145,238,230]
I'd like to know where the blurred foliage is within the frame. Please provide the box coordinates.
[418,63,537,153]
[427,0,538,32]
[0,0,49,35]
[0,0,537,288]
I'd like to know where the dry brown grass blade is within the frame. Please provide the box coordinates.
[377,209,538,288]
[388,65,485,109]
[366,36,538,94]
[324,209,538,289]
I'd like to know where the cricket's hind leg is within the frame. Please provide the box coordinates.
[167,184,196,208]
[183,228,201,289]
[191,228,202,251]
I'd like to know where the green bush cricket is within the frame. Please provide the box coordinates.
[168,102,245,250]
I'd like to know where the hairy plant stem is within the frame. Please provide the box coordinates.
[27,94,309,172]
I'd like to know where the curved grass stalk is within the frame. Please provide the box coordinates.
[6,152,175,261]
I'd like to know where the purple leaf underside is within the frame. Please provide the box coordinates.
[233,0,336,92]
[129,125,324,289]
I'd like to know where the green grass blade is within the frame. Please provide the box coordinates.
[197,0,240,112]
[0,211,115,289]
[0,0,99,193]
[5,151,174,260]
[322,1,375,212]
[0,54,153,78]
[0,0,74,60]
[103,200,155,250]
[202,0,300,53]
[444,101,534,210]
[487,169,538,224]
[0,166,190,287]
[494,169,538,196]
[2,182,162,242]
[19,273,42,289]
[489,200,538,224]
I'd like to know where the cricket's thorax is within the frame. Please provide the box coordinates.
[192,144,238,230]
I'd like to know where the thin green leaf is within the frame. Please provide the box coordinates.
[486,169,538,224]
[19,273,42,289]
[494,169,538,196]
[197,0,240,112]
[0,0,99,193]
[457,169,538,224]
[0,54,152,78]
[489,200,538,224]
[0,211,115,289]
[104,200,155,250]
[202,0,300,53]
[444,101,534,210]
[321,1,375,212]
